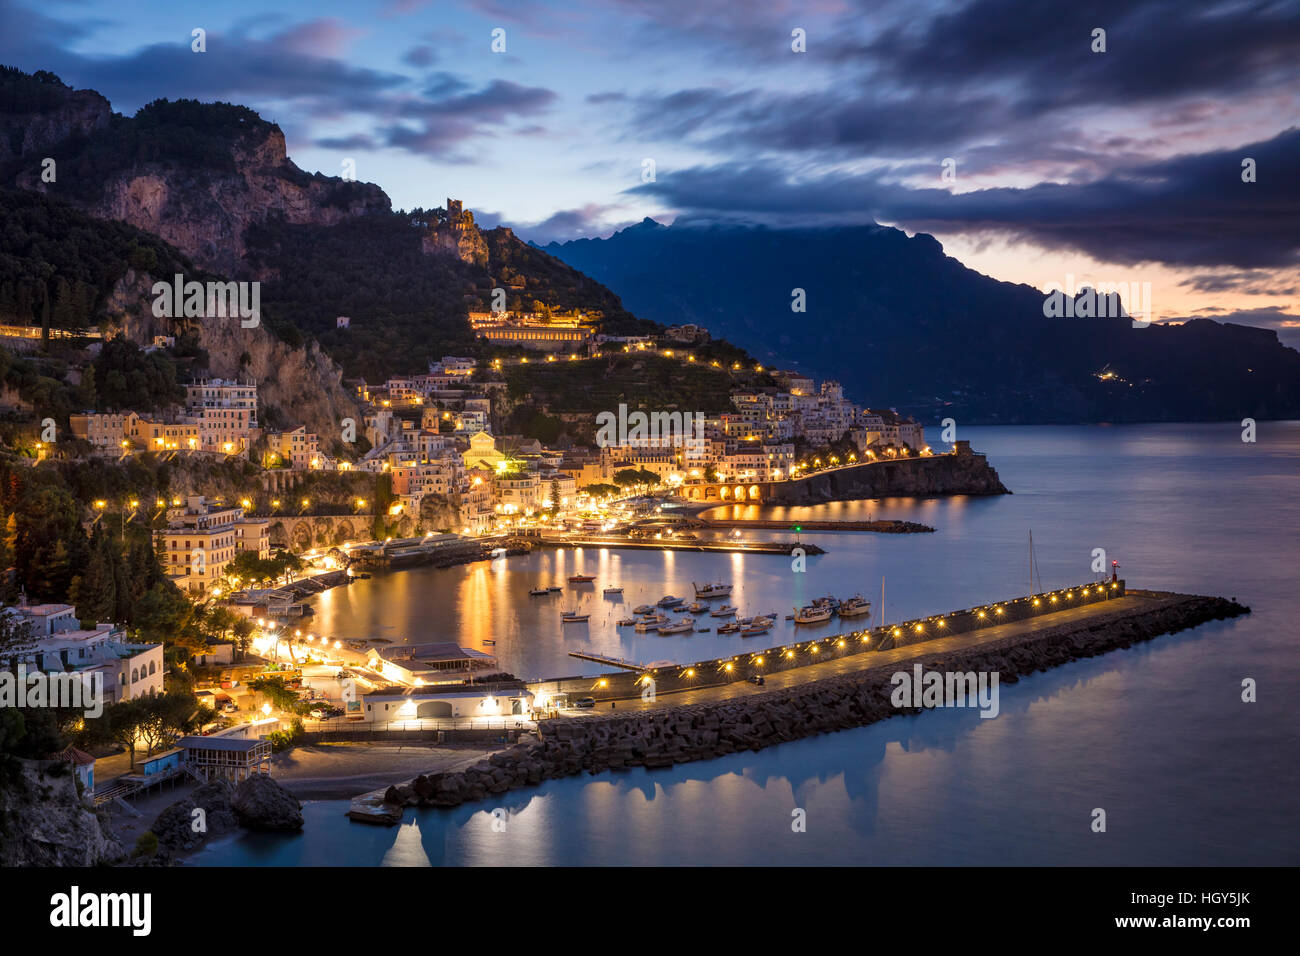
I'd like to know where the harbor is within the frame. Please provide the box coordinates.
[347,581,1250,821]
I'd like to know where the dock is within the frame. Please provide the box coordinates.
[566,651,645,671]
[533,536,825,555]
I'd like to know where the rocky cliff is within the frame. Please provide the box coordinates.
[0,759,123,866]
[764,450,1009,505]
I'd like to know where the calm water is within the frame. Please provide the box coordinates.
[199,424,1300,865]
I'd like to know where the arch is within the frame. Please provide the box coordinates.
[733,485,746,500]
[149,661,156,675]
[748,484,761,500]
[131,667,139,683]
[719,486,730,500]
[417,700,453,718]
[290,521,313,552]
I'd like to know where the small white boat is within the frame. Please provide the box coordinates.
[710,604,738,618]
[632,604,654,614]
[686,602,708,614]
[560,611,589,623]
[657,621,694,634]
[635,617,666,633]
[837,596,872,618]
[717,621,742,634]
[694,581,733,599]
[657,595,683,607]
[603,586,624,596]
[740,620,773,636]
[794,604,833,624]
[616,617,637,626]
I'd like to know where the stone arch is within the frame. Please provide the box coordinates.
[733,485,746,500]
[333,519,356,545]
[719,486,730,500]
[290,521,313,552]
[268,521,288,548]
[748,484,761,501]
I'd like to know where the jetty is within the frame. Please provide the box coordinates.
[532,535,823,555]
[345,578,1250,822]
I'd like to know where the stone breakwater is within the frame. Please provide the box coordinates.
[349,590,1247,823]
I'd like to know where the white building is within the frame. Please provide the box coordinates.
[3,603,164,703]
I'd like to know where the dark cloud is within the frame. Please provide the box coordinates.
[629,128,1300,269]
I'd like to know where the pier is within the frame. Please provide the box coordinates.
[565,652,646,671]
[529,580,1133,704]
[532,535,824,555]
[347,582,1249,819]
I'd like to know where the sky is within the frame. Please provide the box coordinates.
[2,0,1298,342]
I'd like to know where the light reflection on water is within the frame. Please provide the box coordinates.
[198,424,1300,865]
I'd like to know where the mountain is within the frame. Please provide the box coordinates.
[545,219,1300,424]
[0,68,676,384]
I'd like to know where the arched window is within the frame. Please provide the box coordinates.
[149,661,156,676]
[131,667,139,683]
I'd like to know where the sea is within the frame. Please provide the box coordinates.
[195,423,1300,866]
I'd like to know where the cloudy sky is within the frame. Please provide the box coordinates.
[2,0,1298,340]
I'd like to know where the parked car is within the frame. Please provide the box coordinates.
[573,697,597,709]
[747,675,766,686]
[221,701,239,713]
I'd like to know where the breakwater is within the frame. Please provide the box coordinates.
[348,586,1248,822]
[531,580,1128,703]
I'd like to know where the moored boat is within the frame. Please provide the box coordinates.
[616,617,637,626]
[632,604,654,614]
[568,574,596,584]
[740,620,773,636]
[794,604,833,624]
[603,586,624,595]
[529,587,550,596]
[657,620,694,634]
[710,604,738,618]
[686,602,708,614]
[837,595,872,618]
[657,595,682,607]
[694,581,733,599]
[717,621,742,633]
[561,611,590,622]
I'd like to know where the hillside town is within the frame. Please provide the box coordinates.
[60,321,929,560]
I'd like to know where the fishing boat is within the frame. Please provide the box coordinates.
[657,595,682,607]
[529,587,550,596]
[568,574,596,584]
[693,581,733,599]
[837,595,872,618]
[740,620,773,636]
[603,586,624,596]
[632,604,654,614]
[657,620,694,634]
[547,586,563,593]
[635,616,667,633]
[686,602,708,614]
[717,621,742,633]
[616,617,637,627]
[560,611,590,623]
[709,604,738,618]
[793,604,833,624]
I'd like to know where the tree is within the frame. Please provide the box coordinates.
[0,606,36,666]
[548,479,561,512]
